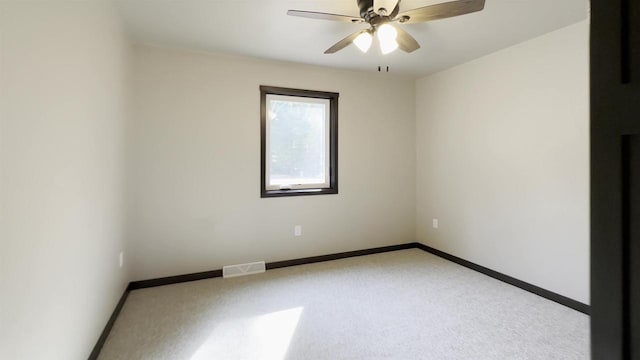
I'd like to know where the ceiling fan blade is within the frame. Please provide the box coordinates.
[395,27,420,53]
[287,10,363,23]
[389,0,401,18]
[325,29,368,54]
[373,0,399,15]
[396,0,485,24]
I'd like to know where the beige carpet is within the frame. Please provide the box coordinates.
[98,249,589,359]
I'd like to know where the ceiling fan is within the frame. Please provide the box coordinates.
[287,0,485,55]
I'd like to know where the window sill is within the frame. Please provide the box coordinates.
[261,187,338,198]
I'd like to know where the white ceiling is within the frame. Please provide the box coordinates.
[116,0,588,77]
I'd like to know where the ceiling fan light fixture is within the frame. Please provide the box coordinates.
[377,23,398,54]
[288,0,487,55]
[353,31,373,52]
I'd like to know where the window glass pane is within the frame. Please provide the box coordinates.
[268,98,327,186]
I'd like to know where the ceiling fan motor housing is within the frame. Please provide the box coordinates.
[287,0,486,54]
[357,0,400,26]
[357,0,375,18]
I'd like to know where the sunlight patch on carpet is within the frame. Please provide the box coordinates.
[190,306,303,360]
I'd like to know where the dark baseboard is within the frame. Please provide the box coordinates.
[128,243,414,290]
[124,242,592,315]
[88,289,130,360]
[128,269,223,290]
[90,241,590,359]
[92,243,414,358]
[414,242,591,315]
[266,243,416,270]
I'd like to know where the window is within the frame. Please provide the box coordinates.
[260,86,338,198]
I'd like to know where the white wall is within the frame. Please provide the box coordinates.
[0,4,588,357]
[416,21,589,303]
[0,2,131,359]
[128,46,416,281]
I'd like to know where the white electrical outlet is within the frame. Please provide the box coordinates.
[119,251,124,268]
[294,225,302,237]
[432,219,439,229]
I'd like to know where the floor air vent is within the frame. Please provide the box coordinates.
[222,261,266,278]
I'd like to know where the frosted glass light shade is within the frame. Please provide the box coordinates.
[353,32,373,53]
[377,24,398,54]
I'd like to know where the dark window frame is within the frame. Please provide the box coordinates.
[260,85,339,198]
